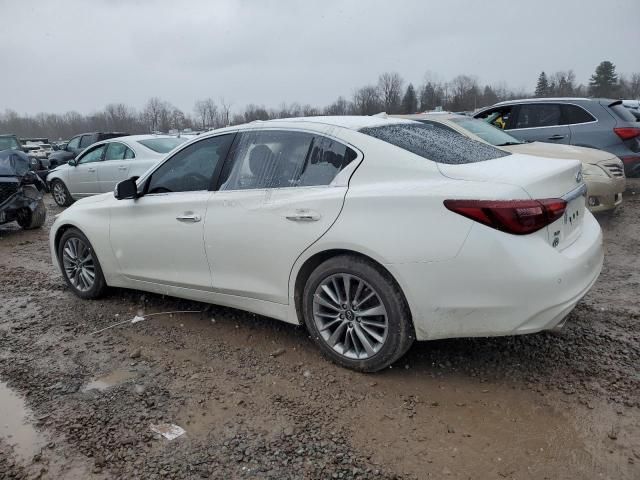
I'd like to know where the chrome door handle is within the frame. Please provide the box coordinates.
[285,210,321,222]
[118,166,128,170]
[87,168,96,172]
[548,134,565,140]
[176,214,201,223]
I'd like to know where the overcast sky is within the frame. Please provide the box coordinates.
[2,0,639,115]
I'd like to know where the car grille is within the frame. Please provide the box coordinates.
[601,162,625,177]
[0,182,19,204]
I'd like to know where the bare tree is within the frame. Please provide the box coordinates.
[219,97,233,127]
[377,72,404,113]
[194,100,208,129]
[324,96,350,116]
[352,86,382,115]
[448,75,480,111]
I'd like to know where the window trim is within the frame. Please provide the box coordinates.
[213,127,363,193]
[500,102,598,131]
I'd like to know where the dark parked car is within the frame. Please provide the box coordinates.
[0,149,47,230]
[47,132,129,168]
[474,98,640,177]
[0,133,50,181]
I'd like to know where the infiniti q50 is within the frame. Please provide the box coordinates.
[50,116,603,371]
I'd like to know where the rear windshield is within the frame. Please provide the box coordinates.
[609,103,638,123]
[359,123,510,164]
[138,137,187,153]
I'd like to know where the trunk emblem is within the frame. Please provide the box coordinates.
[576,171,583,183]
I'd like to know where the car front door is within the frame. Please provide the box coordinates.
[98,142,135,192]
[67,143,105,196]
[507,103,571,144]
[204,128,359,304]
[108,134,235,289]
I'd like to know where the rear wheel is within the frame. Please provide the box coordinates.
[51,180,73,207]
[303,255,414,372]
[58,228,107,299]
[17,200,46,230]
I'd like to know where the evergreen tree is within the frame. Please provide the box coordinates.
[589,61,619,97]
[401,84,418,114]
[535,71,549,97]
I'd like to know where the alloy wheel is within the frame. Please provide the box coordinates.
[312,273,389,360]
[62,237,96,292]
[52,182,67,205]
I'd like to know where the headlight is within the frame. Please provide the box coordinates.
[582,164,607,177]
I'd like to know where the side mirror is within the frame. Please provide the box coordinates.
[114,177,138,200]
[68,159,77,166]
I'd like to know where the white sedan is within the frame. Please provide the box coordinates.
[47,134,187,206]
[49,116,603,371]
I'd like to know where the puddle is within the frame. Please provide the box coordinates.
[82,369,135,392]
[0,381,46,461]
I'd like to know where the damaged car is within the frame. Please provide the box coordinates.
[0,149,47,229]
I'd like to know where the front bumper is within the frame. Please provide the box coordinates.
[387,211,604,341]
[584,174,625,212]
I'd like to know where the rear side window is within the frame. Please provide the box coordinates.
[359,123,509,164]
[138,137,187,153]
[562,105,595,124]
[609,103,638,122]
[220,130,356,190]
[515,104,562,128]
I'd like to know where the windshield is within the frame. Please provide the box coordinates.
[0,150,30,176]
[360,122,510,164]
[0,136,22,152]
[449,118,524,146]
[138,137,187,153]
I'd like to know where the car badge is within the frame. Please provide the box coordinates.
[575,171,583,183]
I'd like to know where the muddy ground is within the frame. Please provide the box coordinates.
[0,181,639,480]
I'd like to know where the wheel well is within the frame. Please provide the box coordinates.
[293,249,414,333]
[53,224,76,260]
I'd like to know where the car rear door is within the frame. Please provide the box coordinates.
[97,142,135,192]
[66,143,105,196]
[507,103,571,144]
[108,134,235,289]
[204,128,359,304]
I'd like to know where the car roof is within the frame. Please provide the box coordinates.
[246,115,416,131]
[392,113,467,122]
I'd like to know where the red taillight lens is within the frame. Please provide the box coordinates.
[444,198,567,235]
[613,127,640,141]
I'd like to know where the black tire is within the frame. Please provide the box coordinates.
[51,179,73,207]
[17,199,46,230]
[57,227,108,299]
[302,255,414,372]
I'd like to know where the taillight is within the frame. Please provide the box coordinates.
[613,127,640,141]
[444,198,567,235]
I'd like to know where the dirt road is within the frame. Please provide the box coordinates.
[1,181,639,479]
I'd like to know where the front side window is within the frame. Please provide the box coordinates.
[79,135,95,148]
[0,136,22,151]
[67,136,81,150]
[146,135,234,194]
[476,106,514,130]
[515,104,562,128]
[77,144,106,164]
[220,130,356,191]
[360,122,510,165]
[104,142,132,161]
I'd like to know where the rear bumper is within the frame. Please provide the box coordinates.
[584,175,625,212]
[388,212,604,341]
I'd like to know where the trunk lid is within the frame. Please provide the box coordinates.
[438,153,586,250]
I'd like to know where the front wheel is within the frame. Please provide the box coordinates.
[57,228,107,299]
[51,180,73,207]
[17,200,46,229]
[302,255,414,372]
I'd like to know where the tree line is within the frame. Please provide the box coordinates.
[2,60,638,140]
